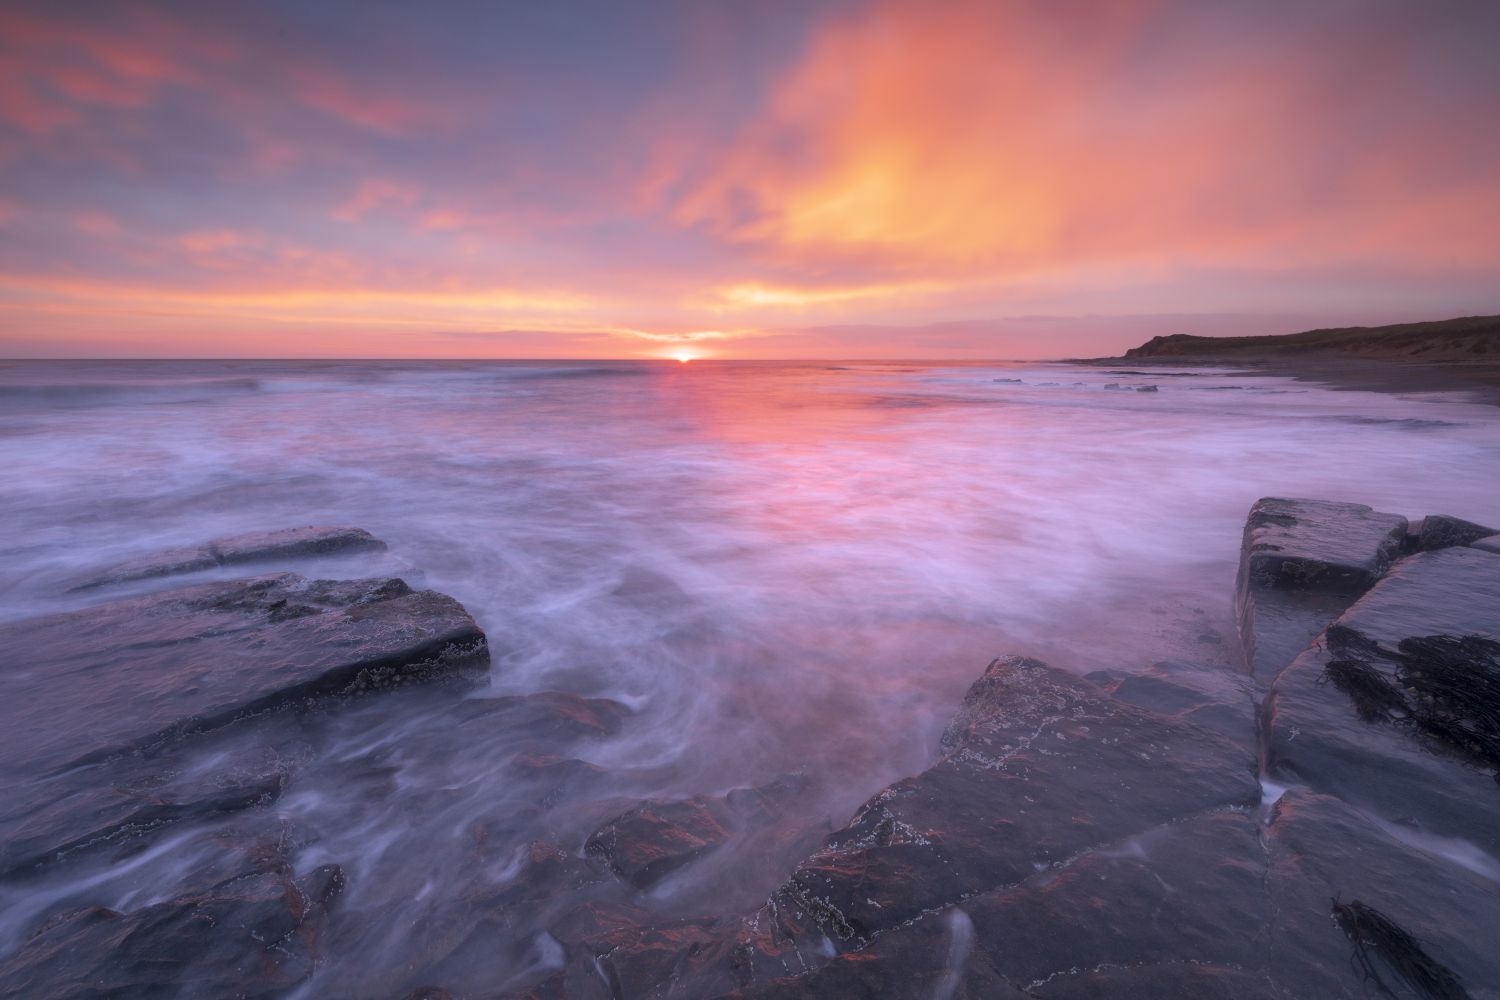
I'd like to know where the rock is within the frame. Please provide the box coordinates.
[1235,497,1407,677]
[1031,964,1278,999]
[0,573,487,782]
[70,525,386,591]
[1265,545,1500,848]
[0,845,346,999]
[724,906,1028,999]
[0,573,487,881]
[0,762,287,878]
[753,656,1256,963]
[731,789,1500,999]
[1408,514,1500,553]
[1265,789,1500,999]
[1473,535,1500,555]
[1092,658,1258,752]
[586,776,809,891]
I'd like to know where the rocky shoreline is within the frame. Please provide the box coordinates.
[2,507,1498,998]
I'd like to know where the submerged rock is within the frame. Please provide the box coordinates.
[70,525,387,591]
[586,775,809,891]
[0,841,346,999]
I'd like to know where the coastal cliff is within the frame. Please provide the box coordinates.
[1124,315,1500,362]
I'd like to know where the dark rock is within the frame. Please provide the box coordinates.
[586,775,808,891]
[723,906,1028,999]
[0,573,488,781]
[1264,789,1500,998]
[1095,658,1258,751]
[1031,964,1277,999]
[1235,497,1406,677]
[1408,514,1500,553]
[1265,546,1500,849]
[71,525,387,591]
[0,846,345,999]
[758,656,1256,958]
[961,811,1271,992]
[0,574,487,881]
[732,788,1500,999]
[0,763,287,878]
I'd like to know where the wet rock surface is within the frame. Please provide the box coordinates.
[1235,497,1407,677]
[0,838,347,1000]
[0,533,501,998]
[1266,544,1500,848]
[1407,513,1500,553]
[760,656,1258,950]
[70,525,387,591]
[0,572,487,781]
[480,498,1500,999]
[585,776,810,890]
[10,502,1500,999]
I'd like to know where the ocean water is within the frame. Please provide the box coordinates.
[1,358,1498,994]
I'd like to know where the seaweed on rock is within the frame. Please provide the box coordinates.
[1330,898,1472,1000]
[1394,635,1500,774]
[1322,658,1408,722]
[1321,634,1500,778]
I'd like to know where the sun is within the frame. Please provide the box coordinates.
[669,350,699,364]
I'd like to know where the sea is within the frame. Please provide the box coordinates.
[1,358,1497,994]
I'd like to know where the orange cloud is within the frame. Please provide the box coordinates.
[709,279,953,312]
[672,0,1500,281]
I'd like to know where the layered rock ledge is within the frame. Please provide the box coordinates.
[486,497,1500,1000]
[0,529,491,998]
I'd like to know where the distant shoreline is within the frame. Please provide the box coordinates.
[1074,313,1500,405]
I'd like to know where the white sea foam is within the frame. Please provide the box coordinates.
[2,358,1498,993]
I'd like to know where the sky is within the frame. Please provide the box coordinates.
[1,0,1498,360]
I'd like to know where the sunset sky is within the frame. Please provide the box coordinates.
[1,0,1497,359]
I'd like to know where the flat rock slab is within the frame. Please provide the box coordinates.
[0,573,488,783]
[730,791,1500,999]
[1266,545,1500,847]
[715,654,1259,989]
[1265,789,1500,1000]
[1089,658,1259,752]
[1236,497,1406,677]
[71,525,387,591]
